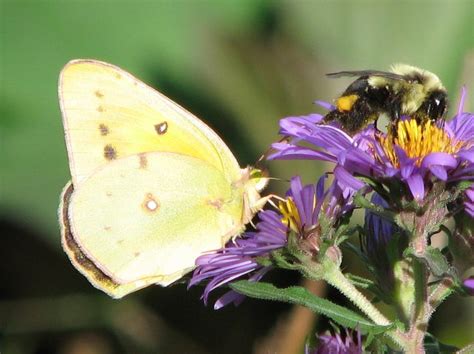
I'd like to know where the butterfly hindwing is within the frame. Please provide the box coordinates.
[60,182,169,298]
[67,152,244,293]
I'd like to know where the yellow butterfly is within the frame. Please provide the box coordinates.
[59,59,268,298]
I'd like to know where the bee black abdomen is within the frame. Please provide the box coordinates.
[323,78,389,134]
[323,97,378,134]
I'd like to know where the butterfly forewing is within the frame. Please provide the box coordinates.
[59,60,241,186]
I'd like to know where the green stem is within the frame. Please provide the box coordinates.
[320,259,407,349]
[407,259,428,353]
[323,260,390,326]
[428,278,454,310]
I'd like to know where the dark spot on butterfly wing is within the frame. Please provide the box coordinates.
[104,144,117,160]
[139,154,148,169]
[95,90,104,98]
[154,121,168,135]
[99,124,109,136]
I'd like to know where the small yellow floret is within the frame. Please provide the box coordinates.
[279,198,301,233]
[336,94,359,112]
[379,119,462,167]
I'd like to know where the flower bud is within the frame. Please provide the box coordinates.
[462,277,474,296]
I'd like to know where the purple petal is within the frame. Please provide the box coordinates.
[316,174,327,202]
[457,86,467,117]
[334,166,365,193]
[214,290,244,309]
[341,148,382,176]
[304,113,325,124]
[406,174,425,201]
[288,176,305,218]
[400,163,415,179]
[279,117,315,136]
[448,112,474,142]
[314,100,335,111]
[394,146,417,172]
[466,187,474,201]
[458,149,474,163]
[421,152,458,169]
[465,201,474,217]
[429,165,448,180]
[214,266,273,309]
[385,166,399,177]
[463,277,474,295]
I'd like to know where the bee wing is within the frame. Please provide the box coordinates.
[327,70,405,81]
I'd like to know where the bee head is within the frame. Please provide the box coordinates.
[418,89,448,121]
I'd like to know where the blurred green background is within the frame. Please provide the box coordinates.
[1,1,473,353]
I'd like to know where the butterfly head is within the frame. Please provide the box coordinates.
[238,167,270,224]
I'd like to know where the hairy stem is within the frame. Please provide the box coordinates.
[321,260,406,349]
[407,259,429,353]
[428,278,454,310]
[396,189,450,353]
[323,261,390,325]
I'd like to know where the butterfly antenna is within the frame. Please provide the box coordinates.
[255,136,290,170]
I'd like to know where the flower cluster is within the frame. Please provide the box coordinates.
[188,83,473,353]
[269,90,473,205]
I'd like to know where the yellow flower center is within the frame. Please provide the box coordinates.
[378,119,463,167]
[279,197,301,233]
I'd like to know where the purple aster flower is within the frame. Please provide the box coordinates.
[188,176,354,309]
[187,209,286,309]
[305,328,362,354]
[269,89,474,203]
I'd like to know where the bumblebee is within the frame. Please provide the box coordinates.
[323,64,448,134]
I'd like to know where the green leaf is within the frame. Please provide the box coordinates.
[230,281,391,334]
[455,180,473,193]
[424,333,459,353]
[344,273,375,289]
[354,193,395,219]
[405,246,450,277]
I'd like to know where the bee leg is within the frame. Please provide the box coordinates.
[322,109,343,123]
[323,110,357,134]
[387,104,401,135]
